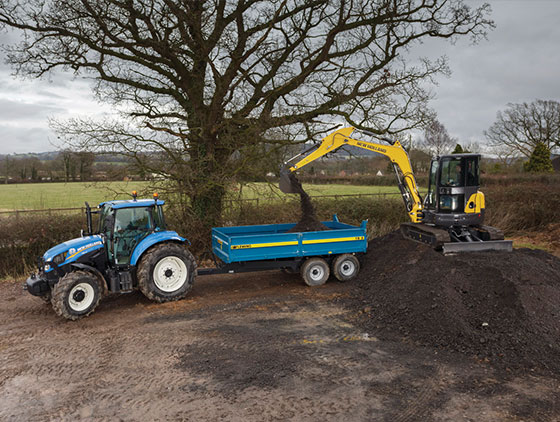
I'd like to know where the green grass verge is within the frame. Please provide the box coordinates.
[0,181,402,210]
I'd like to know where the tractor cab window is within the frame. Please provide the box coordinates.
[152,205,166,230]
[98,205,112,235]
[114,207,152,233]
[113,207,153,265]
[440,158,464,187]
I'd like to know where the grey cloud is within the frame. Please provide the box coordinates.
[0,98,65,121]
[0,125,57,153]
[422,0,560,143]
[1,0,560,152]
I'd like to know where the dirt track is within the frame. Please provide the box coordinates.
[1,270,560,421]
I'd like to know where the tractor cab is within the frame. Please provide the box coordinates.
[97,195,167,266]
[422,154,484,228]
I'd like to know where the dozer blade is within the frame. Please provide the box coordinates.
[279,166,298,194]
[443,240,513,254]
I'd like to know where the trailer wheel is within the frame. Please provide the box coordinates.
[51,271,102,320]
[138,243,195,303]
[332,254,360,282]
[301,258,330,286]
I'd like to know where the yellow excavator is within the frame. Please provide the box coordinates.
[279,127,512,253]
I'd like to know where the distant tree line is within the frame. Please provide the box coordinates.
[0,151,137,183]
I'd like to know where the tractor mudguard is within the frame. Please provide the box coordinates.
[70,263,109,292]
[130,231,189,266]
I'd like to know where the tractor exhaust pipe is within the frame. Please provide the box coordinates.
[85,202,93,236]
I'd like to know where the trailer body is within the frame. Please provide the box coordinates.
[211,215,367,264]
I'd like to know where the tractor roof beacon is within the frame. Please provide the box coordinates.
[25,193,196,320]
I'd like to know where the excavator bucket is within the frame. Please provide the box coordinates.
[279,166,298,194]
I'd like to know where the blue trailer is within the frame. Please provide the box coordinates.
[198,215,368,286]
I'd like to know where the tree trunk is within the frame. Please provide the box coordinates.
[181,134,228,253]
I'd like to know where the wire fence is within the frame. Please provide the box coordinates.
[0,192,403,217]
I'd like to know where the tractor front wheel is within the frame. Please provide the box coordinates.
[137,243,196,303]
[51,271,102,320]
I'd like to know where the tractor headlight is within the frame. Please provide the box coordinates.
[44,264,51,271]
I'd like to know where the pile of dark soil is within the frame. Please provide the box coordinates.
[349,231,560,374]
[285,172,329,232]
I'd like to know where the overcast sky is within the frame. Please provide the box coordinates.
[0,0,559,154]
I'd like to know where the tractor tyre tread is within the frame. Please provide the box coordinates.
[51,271,102,320]
[137,242,196,303]
[38,292,52,304]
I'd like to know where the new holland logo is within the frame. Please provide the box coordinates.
[67,241,103,259]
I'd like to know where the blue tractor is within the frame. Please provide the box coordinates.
[25,193,196,320]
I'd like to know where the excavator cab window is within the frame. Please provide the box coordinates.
[440,157,464,187]
[464,157,479,187]
[425,160,439,208]
[438,157,465,213]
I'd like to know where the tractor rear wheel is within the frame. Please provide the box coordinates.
[51,271,102,320]
[137,243,196,303]
[301,258,330,286]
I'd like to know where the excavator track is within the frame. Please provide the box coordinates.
[401,223,513,253]
[400,223,450,250]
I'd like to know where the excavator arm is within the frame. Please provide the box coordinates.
[280,127,424,223]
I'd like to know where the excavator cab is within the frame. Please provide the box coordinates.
[422,154,484,228]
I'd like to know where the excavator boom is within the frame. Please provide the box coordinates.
[280,127,424,223]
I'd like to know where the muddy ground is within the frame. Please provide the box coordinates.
[1,266,560,421]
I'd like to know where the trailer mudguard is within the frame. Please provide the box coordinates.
[130,231,188,266]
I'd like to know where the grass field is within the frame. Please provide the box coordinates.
[0,181,402,210]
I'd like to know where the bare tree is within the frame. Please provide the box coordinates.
[0,0,493,234]
[420,118,455,157]
[484,99,560,158]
